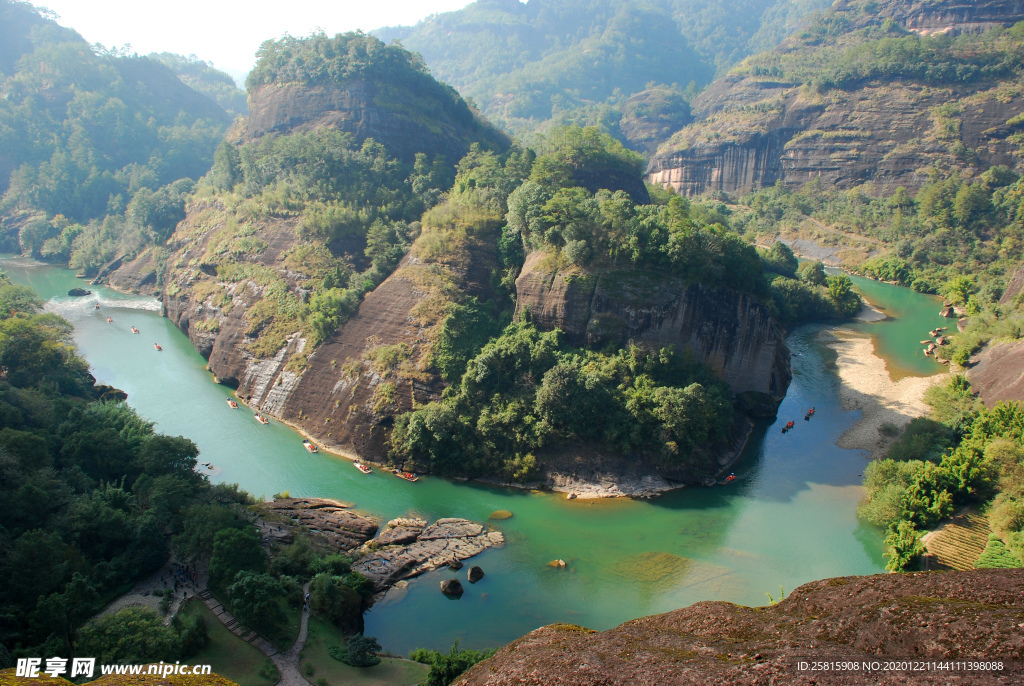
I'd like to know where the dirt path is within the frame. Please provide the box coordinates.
[272,582,312,686]
[97,558,200,624]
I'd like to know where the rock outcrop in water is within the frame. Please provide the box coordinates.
[515,252,791,400]
[455,568,1024,685]
[259,497,378,550]
[352,517,504,592]
[648,0,1024,197]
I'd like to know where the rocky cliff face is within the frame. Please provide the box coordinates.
[157,199,312,395]
[648,0,1024,196]
[128,193,500,464]
[515,252,791,401]
[456,568,1024,685]
[245,78,507,165]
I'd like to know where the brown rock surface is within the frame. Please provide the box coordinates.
[245,79,506,165]
[456,569,1024,685]
[969,341,1024,405]
[260,497,377,550]
[999,262,1024,305]
[107,247,162,296]
[514,252,791,399]
[353,517,505,591]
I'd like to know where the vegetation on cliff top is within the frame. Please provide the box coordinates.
[736,15,1024,91]
[388,126,854,480]
[176,126,451,357]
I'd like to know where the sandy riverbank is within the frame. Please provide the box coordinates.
[821,328,948,459]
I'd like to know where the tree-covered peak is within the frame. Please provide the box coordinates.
[246,31,433,91]
[0,0,86,75]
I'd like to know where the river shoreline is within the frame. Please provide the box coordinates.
[821,328,948,459]
[229,355,755,501]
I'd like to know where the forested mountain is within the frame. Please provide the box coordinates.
[374,0,832,147]
[0,0,238,274]
[148,52,248,117]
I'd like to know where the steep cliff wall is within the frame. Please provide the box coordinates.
[456,568,1024,685]
[156,199,312,397]
[515,252,791,400]
[245,78,506,165]
[649,0,1024,196]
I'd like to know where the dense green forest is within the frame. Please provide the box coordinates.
[0,0,237,274]
[386,125,860,480]
[149,52,248,117]
[0,272,219,658]
[0,274,380,662]
[374,0,831,144]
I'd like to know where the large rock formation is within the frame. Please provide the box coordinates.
[259,497,378,550]
[648,0,1024,197]
[353,517,505,591]
[515,252,791,400]
[456,568,1024,685]
[245,78,507,165]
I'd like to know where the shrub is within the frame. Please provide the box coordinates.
[333,634,381,668]
[883,520,924,572]
[974,535,1023,568]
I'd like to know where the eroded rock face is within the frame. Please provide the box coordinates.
[515,252,791,400]
[107,247,161,296]
[456,568,1024,685]
[245,79,506,165]
[353,517,505,591]
[648,0,1024,197]
[260,497,378,550]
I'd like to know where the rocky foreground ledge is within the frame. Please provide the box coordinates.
[455,569,1024,685]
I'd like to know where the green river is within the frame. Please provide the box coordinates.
[2,257,952,655]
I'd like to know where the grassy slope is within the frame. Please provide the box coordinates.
[177,600,279,686]
[299,617,429,686]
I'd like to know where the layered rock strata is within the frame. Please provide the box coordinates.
[352,517,505,591]
[259,497,378,550]
[648,0,1024,196]
[245,78,506,165]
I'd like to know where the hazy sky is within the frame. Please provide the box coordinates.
[36,0,483,84]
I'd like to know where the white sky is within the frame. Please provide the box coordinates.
[35,0,486,85]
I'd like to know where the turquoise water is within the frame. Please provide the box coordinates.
[3,257,944,655]
[847,274,952,378]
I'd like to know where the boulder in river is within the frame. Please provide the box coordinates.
[67,288,91,297]
[448,559,464,570]
[547,559,567,569]
[441,578,464,596]
[468,565,485,583]
[940,307,955,317]
[489,510,513,520]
